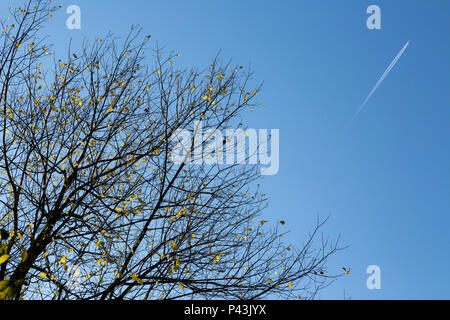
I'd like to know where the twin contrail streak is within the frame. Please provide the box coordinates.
[351,40,410,122]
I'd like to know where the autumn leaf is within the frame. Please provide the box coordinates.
[0,255,10,265]
[132,273,143,285]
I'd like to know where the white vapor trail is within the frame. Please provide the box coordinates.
[352,41,410,121]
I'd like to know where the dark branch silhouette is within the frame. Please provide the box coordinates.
[0,0,342,300]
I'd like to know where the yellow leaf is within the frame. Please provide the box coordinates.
[21,248,28,262]
[0,255,10,265]
[40,272,47,278]
[60,256,66,264]
[132,273,143,285]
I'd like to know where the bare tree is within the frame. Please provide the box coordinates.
[0,0,341,300]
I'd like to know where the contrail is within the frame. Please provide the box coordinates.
[351,41,410,122]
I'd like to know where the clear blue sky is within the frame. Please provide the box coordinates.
[4,0,450,299]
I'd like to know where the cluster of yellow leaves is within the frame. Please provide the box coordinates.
[132,273,143,285]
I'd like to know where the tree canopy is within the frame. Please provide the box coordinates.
[0,0,341,300]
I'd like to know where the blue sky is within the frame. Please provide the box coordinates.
[4,0,450,299]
